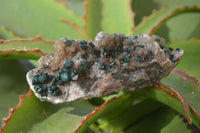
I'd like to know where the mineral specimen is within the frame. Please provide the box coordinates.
[26,32,183,104]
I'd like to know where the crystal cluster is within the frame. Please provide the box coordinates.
[26,32,183,104]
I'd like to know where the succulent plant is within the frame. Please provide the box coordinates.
[0,0,200,132]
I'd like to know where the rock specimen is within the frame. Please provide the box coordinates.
[26,32,184,104]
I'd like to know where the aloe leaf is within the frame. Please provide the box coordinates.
[0,0,83,40]
[31,95,131,133]
[61,20,93,41]
[133,6,200,36]
[0,50,45,60]
[83,0,102,38]
[132,0,200,41]
[0,60,29,127]
[0,25,17,39]
[135,69,200,127]
[29,60,40,67]
[168,39,200,80]
[161,69,200,122]
[1,91,132,132]
[124,107,191,133]
[84,0,134,38]
[74,95,132,133]
[153,0,200,41]
[0,90,68,133]
[28,100,96,133]
[32,95,131,133]
[0,37,55,60]
[132,0,200,24]
[97,99,162,132]
[100,0,135,35]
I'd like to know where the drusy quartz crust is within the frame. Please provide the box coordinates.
[26,32,183,104]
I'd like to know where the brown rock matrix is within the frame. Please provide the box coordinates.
[26,32,183,104]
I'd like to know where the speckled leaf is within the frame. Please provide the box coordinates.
[0,60,29,127]
[0,0,83,40]
[0,25,17,39]
[135,69,200,127]
[124,107,191,133]
[0,37,55,60]
[161,69,200,123]
[168,39,200,80]
[133,6,200,36]
[84,0,134,38]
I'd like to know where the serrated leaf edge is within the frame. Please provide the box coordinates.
[129,0,136,32]
[73,95,123,133]
[0,36,54,59]
[61,19,93,41]
[133,5,200,35]
[174,69,200,123]
[0,36,55,44]
[0,89,32,133]
[82,0,89,31]
[149,5,200,35]
[157,69,200,126]
[174,69,200,90]
[157,83,192,124]
[0,49,46,59]
[0,25,18,38]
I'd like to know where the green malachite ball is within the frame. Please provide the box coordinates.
[65,40,72,46]
[63,59,73,69]
[60,72,71,83]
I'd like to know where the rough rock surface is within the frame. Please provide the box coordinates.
[26,32,184,104]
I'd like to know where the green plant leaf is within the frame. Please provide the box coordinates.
[0,25,17,39]
[153,0,200,41]
[135,69,200,127]
[0,37,55,60]
[61,19,93,41]
[133,6,200,36]
[0,0,83,40]
[124,107,191,133]
[97,98,162,132]
[168,39,200,80]
[1,90,68,133]
[132,0,200,41]
[27,95,131,133]
[84,0,134,38]
[132,0,200,25]
[1,93,132,132]
[28,100,96,133]
[74,95,132,133]
[0,60,29,127]
[161,69,200,122]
